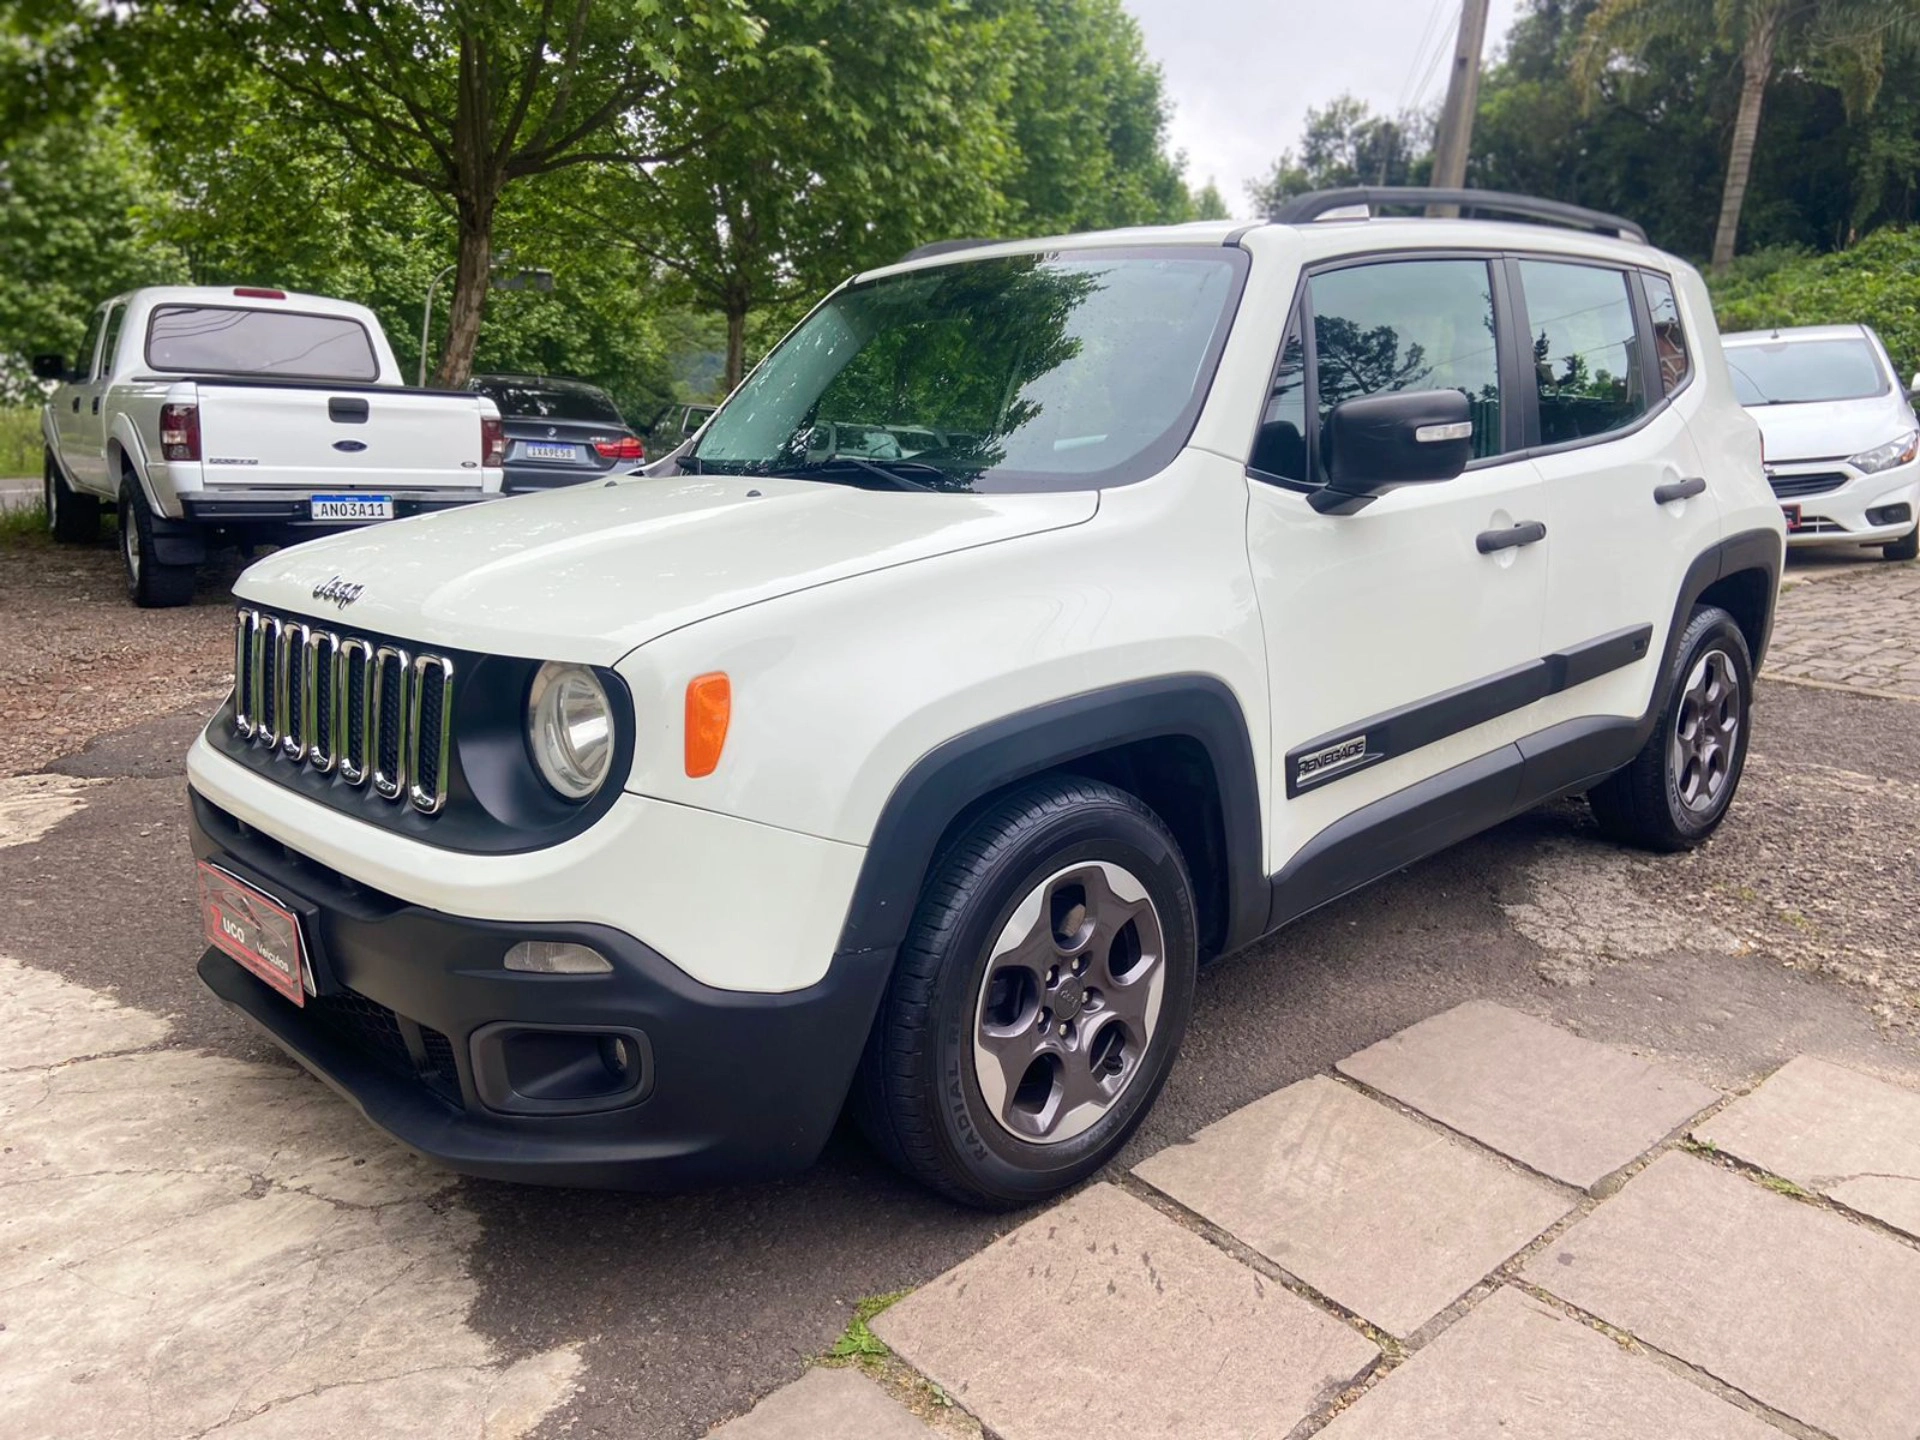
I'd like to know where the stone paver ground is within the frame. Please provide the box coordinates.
[705,1369,935,1439]
[719,1003,1920,1439]
[1769,558,1920,699]
[1696,1054,1920,1239]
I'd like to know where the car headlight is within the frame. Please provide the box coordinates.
[527,661,613,801]
[1849,430,1920,475]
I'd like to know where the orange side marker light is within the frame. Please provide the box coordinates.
[685,673,732,777]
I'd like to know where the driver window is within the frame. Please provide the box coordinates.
[1309,259,1506,464]
[96,303,127,381]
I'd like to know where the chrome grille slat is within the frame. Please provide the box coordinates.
[231,609,453,816]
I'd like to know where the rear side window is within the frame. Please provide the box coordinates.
[97,303,127,380]
[1517,261,1648,444]
[1642,273,1691,395]
[146,305,380,381]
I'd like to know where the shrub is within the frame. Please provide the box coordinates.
[1711,229,1920,382]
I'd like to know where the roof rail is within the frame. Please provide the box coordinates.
[1268,187,1648,244]
[898,237,1000,263]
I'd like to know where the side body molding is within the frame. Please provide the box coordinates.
[835,675,1267,961]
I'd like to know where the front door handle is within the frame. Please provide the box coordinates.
[70,396,80,412]
[91,396,101,414]
[1654,476,1706,505]
[1477,520,1547,554]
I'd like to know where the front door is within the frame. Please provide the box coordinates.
[1245,254,1551,881]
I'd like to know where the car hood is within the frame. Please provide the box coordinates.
[232,473,1098,663]
[1742,391,1916,464]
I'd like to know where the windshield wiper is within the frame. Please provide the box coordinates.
[786,456,944,492]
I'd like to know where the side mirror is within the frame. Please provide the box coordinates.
[1311,389,1475,515]
[30,353,68,382]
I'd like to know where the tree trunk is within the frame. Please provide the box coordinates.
[724,302,748,392]
[1712,18,1777,274]
[433,200,494,389]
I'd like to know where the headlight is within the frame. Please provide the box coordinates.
[1849,430,1920,475]
[527,661,613,801]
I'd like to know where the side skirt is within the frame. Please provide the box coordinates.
[1264,715,1641,935]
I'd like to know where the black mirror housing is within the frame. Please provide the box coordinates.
[1312,389,1476,514]
[30,353,68,382]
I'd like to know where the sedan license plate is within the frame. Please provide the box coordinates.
[1781,503,1802,532]
[520,442,580,462]
[199,862,308,1007]
[310,494,394,521]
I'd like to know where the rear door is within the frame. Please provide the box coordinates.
[1518,259,1720,732]
[1246,253,1551,878]
[61,302,119,492]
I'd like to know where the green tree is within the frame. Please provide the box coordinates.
[1576,0,1920,270]
[1246,95,1430,216]
[116,0,764,385]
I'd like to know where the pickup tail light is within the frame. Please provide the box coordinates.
[159,403,201,461]
[481,415,506,467]
[594,435,646,461]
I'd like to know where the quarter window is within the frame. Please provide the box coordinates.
[97,303,127,381]
[1517,261,1648,444]
[1310,259,1506,463]
[1642,273,1690,395]
[1250,306,1308,482]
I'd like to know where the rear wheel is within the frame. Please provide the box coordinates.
[854,776,1198,1209]
[119,478,196,608]
[1882,524,1918,562]
[44,450,100,543]
[1588,605,1752,851]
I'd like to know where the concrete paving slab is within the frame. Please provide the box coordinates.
[706,1368,935,1438]
[1695,1055,1920,1239]
[1337,1001,1720,1189]
[1317,1287,1780,1440]
[1526,1152,1920,1440]
[1134,1076,1573,1337]
[871,1183,1378,1440]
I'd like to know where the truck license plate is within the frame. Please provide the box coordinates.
[521,443,579,462]
[199,862,309,1007]
[311,494,394,521]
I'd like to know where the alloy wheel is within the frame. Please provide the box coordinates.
[1669,648,1739,814]
[972,860,1167,1145]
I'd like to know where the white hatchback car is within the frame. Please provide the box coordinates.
[184,188,1784,1207]
[1722,323,1920,560]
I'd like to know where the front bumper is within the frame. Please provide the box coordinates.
[1771,458,1920,547]
[189,791,892,1189]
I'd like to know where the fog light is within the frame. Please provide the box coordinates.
[503,940,612,974]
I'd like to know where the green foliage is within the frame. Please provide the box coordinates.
[827,1290,911,1360]
[0,407,44,475]
[1247,95,1430,217]
[1710,227,1920,377]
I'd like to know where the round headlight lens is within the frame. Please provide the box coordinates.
[527,662,613,801]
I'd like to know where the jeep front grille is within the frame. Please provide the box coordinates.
[233,608,454,814]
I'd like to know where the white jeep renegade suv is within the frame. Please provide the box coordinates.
[185,189,1784,1208]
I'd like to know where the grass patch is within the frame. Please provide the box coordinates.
[1759,1174,1813,1200]
[0,407,41,477]
[0,497,49,545]
[828,1289,913,1360]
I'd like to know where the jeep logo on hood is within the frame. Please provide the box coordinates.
[312,576,365,609]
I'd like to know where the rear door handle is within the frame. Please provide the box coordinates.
[70,396,80,412]
[1477,520,1547,554]
[91,396,101,414]
[1654,476,1706,504]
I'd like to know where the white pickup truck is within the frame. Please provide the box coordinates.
[35,286,506,607]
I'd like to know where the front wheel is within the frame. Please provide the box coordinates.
[854,776,1198,1209]
[1883,524,1918,562]
[1588,605,1753,851]
[44,450,101,543]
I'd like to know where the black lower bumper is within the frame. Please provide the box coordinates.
[189,791,892,1189]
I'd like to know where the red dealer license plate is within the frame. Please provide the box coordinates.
[199,862,308,1007]
[1782,503,1802,532]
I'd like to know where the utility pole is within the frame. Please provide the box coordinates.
[1428,0,1491,215]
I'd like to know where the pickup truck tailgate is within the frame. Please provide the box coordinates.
[195,384,488,490]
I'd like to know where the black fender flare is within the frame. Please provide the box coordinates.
[1642,526,1782,742]
[833,675,1268,961]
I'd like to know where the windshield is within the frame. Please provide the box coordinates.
[146,305,379,381]
[690,248,1246,492]
[1726,338,1887,406]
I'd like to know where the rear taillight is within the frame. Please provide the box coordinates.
[594,435,646,461]
[159,403,201,461]
[233,287,286,300]
[481,415,506,467]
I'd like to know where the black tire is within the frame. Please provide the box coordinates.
[853,775,1198,1209]
[119,478,196,608]
[1588,605,1753,851]
[1883,524,1918,562]
[44,449,101,543]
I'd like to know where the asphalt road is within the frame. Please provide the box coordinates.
[5,666,1918,1438]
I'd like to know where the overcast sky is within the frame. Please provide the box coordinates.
[1125,0,1525,218]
